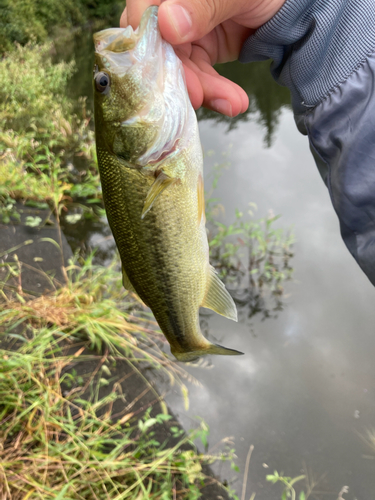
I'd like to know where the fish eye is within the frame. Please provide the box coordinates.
[95,72,110,93]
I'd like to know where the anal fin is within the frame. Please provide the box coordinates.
[201,266,238,321]
[122,266,150,307]
[141,172,175,219]
[122,266,137,293]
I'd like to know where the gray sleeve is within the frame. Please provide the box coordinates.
[239,0,375,286]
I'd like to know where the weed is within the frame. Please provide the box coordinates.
[0,251,198,406]
[0,43,75,135]
[0,193,20,224]
[0,251,238,499]
[0,43,101,223]
[206,179,294,318]
[266,470,306,500]
[0,334,235,499]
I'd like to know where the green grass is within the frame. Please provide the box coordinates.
[0,335,227,499]
[0,253,238,499]
[0,251,196,406]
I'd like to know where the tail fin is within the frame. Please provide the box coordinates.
[207,343,244,357]
[172,342,244,362]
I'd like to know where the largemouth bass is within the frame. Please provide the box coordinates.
[93,6,242,361]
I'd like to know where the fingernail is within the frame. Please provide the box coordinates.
[210,99,233,117]
[164,4,192,39]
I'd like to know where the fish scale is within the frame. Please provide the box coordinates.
[93,6,243,361]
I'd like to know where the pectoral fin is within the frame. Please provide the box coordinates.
[201,266,238,321]
[141,172,175,219]
[122,266,137,293]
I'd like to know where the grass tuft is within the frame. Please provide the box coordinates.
[0,253,236,499]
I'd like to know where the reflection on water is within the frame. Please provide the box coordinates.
[198,60,291,147]
[60,29,375,499]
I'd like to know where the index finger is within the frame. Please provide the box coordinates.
[120,0,161,29]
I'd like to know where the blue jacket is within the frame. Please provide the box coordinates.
[240,0,375,285]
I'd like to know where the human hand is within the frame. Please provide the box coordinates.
[120,0,286,117]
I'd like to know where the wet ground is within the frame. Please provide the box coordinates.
[57,30,375,499]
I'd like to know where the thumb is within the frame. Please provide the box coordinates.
[158,0,244,45]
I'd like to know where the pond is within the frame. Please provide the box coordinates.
[60,28,375,499]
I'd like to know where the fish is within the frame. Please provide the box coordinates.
[93,6,243,362]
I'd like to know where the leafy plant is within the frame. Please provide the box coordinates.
[0,43,101,223]
[266,471,306,500]
[203,148,294,318]
[25,215,42,227]
[207,199,294,319]
[0,192,20,223]
[0,0,122,52]
[0,43,74,133]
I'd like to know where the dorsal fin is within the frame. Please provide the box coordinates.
[141,172,175,219]
[201,266,237,321]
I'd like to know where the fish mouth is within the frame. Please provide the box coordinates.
[93,6,160,74]
[93,5,193,169]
